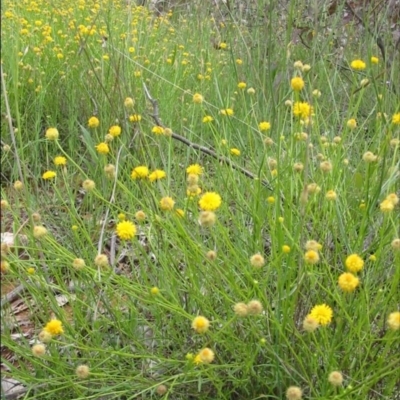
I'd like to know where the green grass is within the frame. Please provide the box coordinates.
[1,0,399,399]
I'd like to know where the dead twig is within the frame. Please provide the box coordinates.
[142,83,273,190]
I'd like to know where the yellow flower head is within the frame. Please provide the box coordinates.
[345,254,364,273]
[109,125,121,137]
[116,220,136,240]
[193,93,204,104]
[258,121,271,131]
[350,59,366,70]
[95,142,109,154]
[160,196,175,211]
[291,76,305,91]
[129,114,142,122]
[42,170,56,180]
[199,192,222,211]
[186,164,203,175]
[220,108,234,116]
[303,315,319,332]
[338,272,360,292]
[237,82,246,89]
[392,113,400,125]
[124,97,135,108]
[202,115,213,123]
[43,319,64,336]
[54,156,67,166]
[88,116,100,128]
[149,169,166,182]
[309,304,333,326]
[292,101,312,120]
[370,56,379,64]
[304,250,319,264]
[152,125,165,135]
[387,311,400,330]
[45,127,59,140]
[197,347,215,364]
[131,166,149,179]
[192,316,210,333]
[230,148,241,156]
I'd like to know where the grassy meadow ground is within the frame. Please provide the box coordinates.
[1,0,399,399]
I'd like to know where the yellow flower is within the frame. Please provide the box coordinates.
[45,127,59,140]
[124,97,135,108]
[291,76,304,91]
[258,121,271,131]
[42,170,56,180]
[199,192,222,211]
[192,316,210,333]
[370,56,379,64]
[303,315,319,332]
[380,199,394,212]
[109,125,121,137]
[230,148,240,156]
[54,156,67,166]
[325,190,337,201]
[282,245,291,253]
[198,211,216,227]
[197,347,215,364]
[347,118,357,129]
[152,126,165,135]
[387,311,400,330]
[338,272,360,292]
[309,304,333,326]
[345,254,364,273]
[88,116,100,128]
[304,250,319,264]
[149,169,166,182]
[202,115,213,123]
[292,102,312,119]
[220,108,234,116]
[129,114,142,122]
[328,371,344,387]
[76,365,90,379]
[286,386,303,400]
[95,142,109,154]
[237,82,246,89]
[131,166,149,179]
[218,42,227,49]
[193,93,204,103]
[43,319,64,336]
[160,196,175,211]
[116,220,136,240]
[392,113,400,125]
[350,59,366,70]
[150,287,160,295]
[186,164,203,175]
[250,254,265,268]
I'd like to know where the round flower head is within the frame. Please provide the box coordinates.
[197,347,215,364]
[247,300,263,315]
[150,287,160,295]
[307,183,321,194]
[94,254,108,268]
[149,169,166,182]
[109,125,121,137]
[309,304,333,326]
[304,250,319,264]
[187,173,199,186]
[104,164,116,179]
[293,102,312,120]
[206,250,217,261]
[286,386,303,400]
[338,272,360,292]
[124,97,135,108]
[33,226,48,239]
[198,211,216,227]
[88,116,100,128]
[387,311,400,330]
[237,82,246,89]
[250,254,265,268]
[320,161,332,173]
[203,115,213,123]
[325,190,337,201]
[54,156,67,166]
[193,93,204,103]
[32,343,46,357]
[82,179,95,191]
[220,108,234,116]
[76,365,90,379]
[199,192,222,211]
[247,87,256,94]
[258,121,271,131]
[152,126,165,135]
[303,315,319,332]
[160,196,175,211]
[386,193,399,205]
[156,385,167,395]
[1,260,10,273]
[43,319,64,336]
[42,170,56,180]
[129,114,142,122]
[72,258,86,270]
[350,59,366,70]
[131,166,149,179]
[345,254,364,273]
[135,210,146,222]
[293,162,304,172]
[230,148,241,156]
[116,220,136,240]
[380,199,394,212]
[233,302,249,317]
[391,238,400,251]
[328,371,344,387]
[192,316,210,333]
[347,118,357,129]
[95,142,109,154]
[305,240,322,252]
[362,151,377,163]
[45,127,59,140]
[291,76,305,91]
[392,112,400,125]
[371,56,379,64]
[38,330,52,343]
[186,164,203,175]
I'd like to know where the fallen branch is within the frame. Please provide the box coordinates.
[142,83,273,190]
